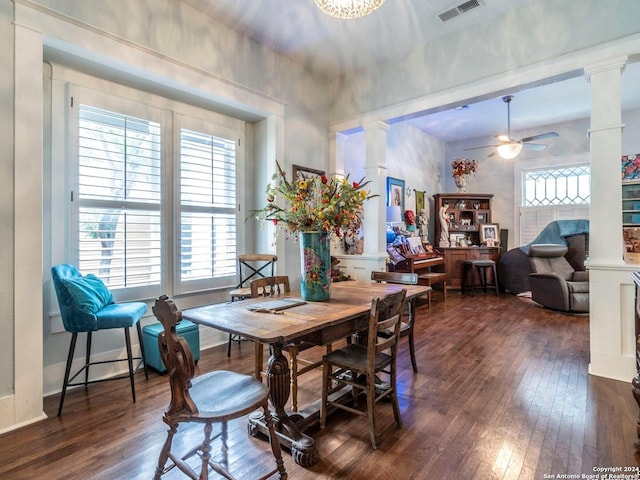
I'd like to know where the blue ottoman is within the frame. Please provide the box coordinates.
[143,320,200,373]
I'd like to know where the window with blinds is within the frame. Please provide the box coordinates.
[520,164,590,244]
[77,105,162,289]
[179,128,237,285]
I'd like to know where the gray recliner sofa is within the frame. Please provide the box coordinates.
[527,244,589,313]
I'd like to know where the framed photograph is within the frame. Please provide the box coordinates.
[292,164,324,182]
[479,223,499,244]
[449,233,466,247]
[387,177,405,212]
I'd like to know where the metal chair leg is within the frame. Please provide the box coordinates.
[58,332,78,416]
[124,327,136,403]
[84,331,92,389]
[136,322,149,380]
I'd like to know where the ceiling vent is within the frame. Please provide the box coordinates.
[437,0,482,22]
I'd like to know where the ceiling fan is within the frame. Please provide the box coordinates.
[465,95,559,159]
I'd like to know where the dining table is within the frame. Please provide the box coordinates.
[182,280,432,467]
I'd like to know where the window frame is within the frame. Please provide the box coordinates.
[54,81,245,303]
[514,153,590,246]
[173,113,244,295]
[67,86,169,302]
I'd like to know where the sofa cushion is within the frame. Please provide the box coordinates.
[567,281,589,294]
[572,271,589,282]
[61,274,114,314]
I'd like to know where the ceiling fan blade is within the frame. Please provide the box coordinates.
[522,143,548,151]
[464,144,500,151]
[520,132,559,143]
[487,150,499,158]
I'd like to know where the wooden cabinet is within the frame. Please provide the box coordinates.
[439,246,500,290]
[432,193,499,290]
[433,193,493,247]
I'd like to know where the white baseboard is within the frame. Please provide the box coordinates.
[43,325,227,396]
[0,395,48,434]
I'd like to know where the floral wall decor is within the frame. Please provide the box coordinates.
[622,154,640,180]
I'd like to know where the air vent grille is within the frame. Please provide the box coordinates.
[437,0,482,22]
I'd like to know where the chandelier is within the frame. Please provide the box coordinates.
[314,0,385,19]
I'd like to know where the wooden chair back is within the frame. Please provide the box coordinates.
[152,295,198,417]
[367,289,407,368]
[250,275,291,298]
[371,271,417,324]
[371,271,419,372]
[236,254,278,288]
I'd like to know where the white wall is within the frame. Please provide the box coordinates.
[386,123,445,243]
[0,0,15,400]
[330,0,640,123]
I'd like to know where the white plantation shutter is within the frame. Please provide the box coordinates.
[178,126,238,292]
[520,207,556,244]
[77,105,162,290]
[58,83,244,304]
[519,205,589,245]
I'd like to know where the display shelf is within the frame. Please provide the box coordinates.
[433,193,493,247]
[623,181,640,263]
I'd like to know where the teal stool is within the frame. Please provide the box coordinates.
[143,320,200,373]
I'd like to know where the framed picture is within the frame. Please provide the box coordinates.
[449,233,466,247]
[292,164,324,182]
[479,223,499,244]
[387,177,405,212]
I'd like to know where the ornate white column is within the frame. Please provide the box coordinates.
[587,56,626,263]
[363,120,390,256]
[585,56,636,381]
[331,122,389,281]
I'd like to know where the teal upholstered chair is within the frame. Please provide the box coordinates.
[51,264,148,415]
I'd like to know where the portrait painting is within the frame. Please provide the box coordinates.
[386,177,405,213]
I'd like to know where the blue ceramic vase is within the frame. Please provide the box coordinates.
[300,231,331,301]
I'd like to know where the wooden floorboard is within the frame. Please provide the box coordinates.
[1,293,639,479]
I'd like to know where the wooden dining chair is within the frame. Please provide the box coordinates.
[320,289,407,449]
[370,271,422,373]
[251,276,330,412]
[227,254,278,358]
[152,295,286,480]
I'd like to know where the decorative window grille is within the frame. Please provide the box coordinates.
[523,165,590,206]
[520,164,590,244]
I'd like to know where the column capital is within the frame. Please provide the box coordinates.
[585,56,628,82]
[363,120,390,132]
[328,131,348,141]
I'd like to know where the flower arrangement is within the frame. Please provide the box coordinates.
[451,158,478,177]
[251,161,376,237]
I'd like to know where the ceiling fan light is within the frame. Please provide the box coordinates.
[497,142,523,160]
[315,0,385,19]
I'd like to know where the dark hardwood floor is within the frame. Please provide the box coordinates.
[1,292,639,479]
